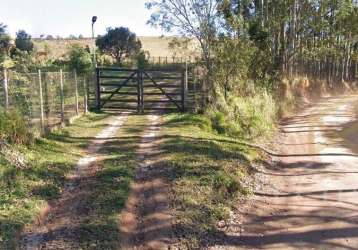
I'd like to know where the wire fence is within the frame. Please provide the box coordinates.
[0,69,92,136]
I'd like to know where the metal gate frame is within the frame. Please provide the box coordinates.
[95,67,187,112]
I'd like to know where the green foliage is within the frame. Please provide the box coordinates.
[135,50,149,70]
[0,109,32,145]
[0,23,11,60]
[211,111,226,134]
[0,113,111,248]
[68,44,93,74]
[96,27,142,65]
[15,30,34,52]
[208,89,277,139]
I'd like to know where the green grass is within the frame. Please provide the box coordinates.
[76,114,148,249]
[0,112,111,249]
[160,113,258,249]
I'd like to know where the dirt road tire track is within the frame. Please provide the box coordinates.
[119,113,174,250]
[19,113,129,250]
[210,94,358,250]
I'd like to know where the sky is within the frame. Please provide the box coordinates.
[0,0,164,38]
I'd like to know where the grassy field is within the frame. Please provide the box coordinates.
[33,36,200,59]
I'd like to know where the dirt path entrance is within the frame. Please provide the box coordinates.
[210,95,358,249]
[19,113,130,249]
[119,113,174,250]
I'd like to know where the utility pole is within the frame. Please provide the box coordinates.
[92,16,98,68]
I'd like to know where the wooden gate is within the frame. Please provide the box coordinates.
[95,67,186,112]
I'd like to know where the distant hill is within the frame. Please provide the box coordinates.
[33,36,200,60]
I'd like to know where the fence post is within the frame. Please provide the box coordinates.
[60,69,65,125]
[74,70,79,116]
[140,71,144,113]
[83,76,88,114]
[185,61,189,107]
[3,68,9,110]
[95,68,101,110]
[181,69,186,112]
[38,70,44,134]
[137,70,141,113]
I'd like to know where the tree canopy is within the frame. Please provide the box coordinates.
[96,27,142,65]
[68,44,93,74]
[15,30,34,53]
[0,23,11,60]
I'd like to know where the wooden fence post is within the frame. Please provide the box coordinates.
[38,70,44,134]
[2,68,9,110]
[140,70,144,113]
[74,70,79,116]
[95,68,101,110]
[185,61,189,107]
[137,70,141,113]
[83,77,88,114]
[60,69,65,125]
[181,69,186,112]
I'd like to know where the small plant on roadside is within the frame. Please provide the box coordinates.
[0,109,33,145]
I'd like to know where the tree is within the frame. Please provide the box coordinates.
[96,27,142,64]
[15,30,34,52]
[68,44,93,74]
[146,0,221,71]
[0,23,11,59]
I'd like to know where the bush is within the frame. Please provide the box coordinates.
[208,89,277,139]
[0,109,33,144]
[68,45,93,74]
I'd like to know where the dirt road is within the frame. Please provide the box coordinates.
[211,95,358,249]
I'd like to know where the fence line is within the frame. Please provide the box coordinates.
[0,69,91,136]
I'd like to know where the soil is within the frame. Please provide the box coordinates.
[209,94,358,249]
[119,113,174,250]
[19,113,129,250]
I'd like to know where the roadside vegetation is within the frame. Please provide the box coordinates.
[0,0,357,248]
[0,111,111,248]
[160,113,259,248]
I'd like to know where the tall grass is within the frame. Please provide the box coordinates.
[208,88,277,140]
[0,109,33,145]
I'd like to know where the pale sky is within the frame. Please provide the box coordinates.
[0,0,164,38]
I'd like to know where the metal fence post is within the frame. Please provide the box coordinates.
[74,70,79,116]
[38,70,44,134]
[60,69,65,125]
[3,68,9,110]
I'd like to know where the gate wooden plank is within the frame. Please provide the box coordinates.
[100,71,137,108]
[143,71,182,111]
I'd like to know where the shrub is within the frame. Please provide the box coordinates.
[211,111,226,134]
[0,109,33,144]
[68,44,93,74]
[208,89,277,139]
